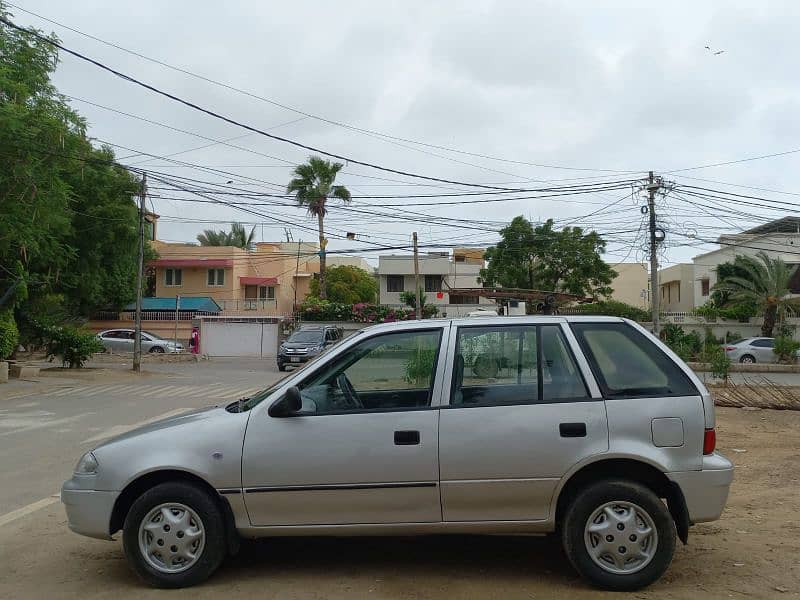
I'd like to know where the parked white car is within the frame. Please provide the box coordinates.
[97,329,183,354]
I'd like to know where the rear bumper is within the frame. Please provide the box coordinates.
[61,479,118,540]
[667,453,734,523]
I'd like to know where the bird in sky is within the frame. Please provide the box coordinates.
[705,44,725,55]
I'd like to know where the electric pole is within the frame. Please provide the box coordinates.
[413,232,421,320]
[646,171,661,335]
[133,173,147,373]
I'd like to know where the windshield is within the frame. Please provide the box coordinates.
[287,330,324,344]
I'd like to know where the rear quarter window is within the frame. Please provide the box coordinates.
[570,322,698,398]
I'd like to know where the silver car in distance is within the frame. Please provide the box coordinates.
[62,316,733,591]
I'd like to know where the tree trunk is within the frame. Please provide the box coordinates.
[762,304,777,337]
[317,209,326,300]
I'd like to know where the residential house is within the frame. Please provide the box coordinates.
[608,263,649,308]
[378,248,496,315]
[658,264,695,312]
[149,239,322,315]
[692,217,800,308]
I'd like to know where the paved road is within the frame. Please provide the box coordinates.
[0,358,284,515]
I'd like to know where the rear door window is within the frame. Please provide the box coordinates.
[570,322,698,398]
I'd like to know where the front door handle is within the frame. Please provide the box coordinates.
[559,422,587,438]
[394,430,420,445]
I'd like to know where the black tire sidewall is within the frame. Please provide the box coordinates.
[122,481,227,588]
[562,480,676,591]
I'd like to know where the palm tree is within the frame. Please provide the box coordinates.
[714,251,798,336]
[287,156,352,299]
[196,223,256,250]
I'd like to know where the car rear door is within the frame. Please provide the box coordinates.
[241,324,448,526]
[438,320,608,522]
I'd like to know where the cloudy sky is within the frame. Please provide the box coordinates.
[8,0,800,267]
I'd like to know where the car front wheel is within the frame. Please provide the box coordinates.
[561,480,676,591]
[123,482,227,588]
[149,346,165,354]
[739,354,755,364]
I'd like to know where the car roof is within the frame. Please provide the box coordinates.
[355,315,626,335]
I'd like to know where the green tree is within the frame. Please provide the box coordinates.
[287,156,352,299]
[0,10,146,343]
[309,265,377,304]
[713,252,798,337]
[399,290,439,318]
[480,217,616,298]
[196,222,256,250]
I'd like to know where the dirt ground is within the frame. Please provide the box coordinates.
[0,406,798,599]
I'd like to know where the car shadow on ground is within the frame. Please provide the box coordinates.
[216,534,581,584]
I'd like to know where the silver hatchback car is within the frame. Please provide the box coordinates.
[63,317,733,591]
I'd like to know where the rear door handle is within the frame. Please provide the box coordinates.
[394,430,420,445]
[559,422,587,438]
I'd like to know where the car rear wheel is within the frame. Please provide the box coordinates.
[561,480,676,591]
[149,346,165,354]
[739,354,755,364]
[123,482,226,588]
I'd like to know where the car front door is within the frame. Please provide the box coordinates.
[750,338,775,362]
[241,325,447,526]
[438,321,608,522]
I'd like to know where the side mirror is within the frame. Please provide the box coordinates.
[268,386,303,418]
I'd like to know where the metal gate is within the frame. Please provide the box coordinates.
[200,317,281,358]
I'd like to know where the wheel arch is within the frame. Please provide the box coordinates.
[553,458,690,545]
[109,469,239,554]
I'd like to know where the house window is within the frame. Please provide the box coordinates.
[454,254,466,263]
[387,275,404,293]
[701,278,710,296]
[207,268,225,286]
[165,268,182,287]
[450,294,478,305]
[425,275,442,292]
[259,286,275,300]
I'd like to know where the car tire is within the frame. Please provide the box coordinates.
[122,482,227,588]
[149,346,165,354]
[561,480,676,591]
[739,354,755,364]
[277,363,286,372]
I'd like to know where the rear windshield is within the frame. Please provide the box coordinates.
[570,322,698,398]
[288,330,325,343]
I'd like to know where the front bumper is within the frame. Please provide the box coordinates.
[61,478,118,540]
[278,353,317,365]
[667,453,734,523]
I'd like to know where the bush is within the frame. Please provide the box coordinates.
[44,325,104,368]
[0,309,19,360]
[774,335,800,364]
[662,324,702,361]
[704,344,731,383]
[300,299,417,324]
[574,300,649,322]
[404,346,438,385]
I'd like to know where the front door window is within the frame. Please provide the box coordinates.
[296,329,442,414]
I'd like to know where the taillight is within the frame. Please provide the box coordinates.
[703,428,716,455]
[724,346,736,352]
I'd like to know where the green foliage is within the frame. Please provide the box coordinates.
[404,346,438,385]
[287,156,352,300]
[480,217,616,298]
[0,309,19,359]
[773,334,800,364]
[695,300,758,323]
[300,299,416,323]
[574,300,649,321]
[196,222,256,250]
[43,325,103,368]
[0,12,145,340]
[662,324,703,362]
[399,290,439,318]
[309,265,377,304]
[713,252,799,336]
[702,344,731,383]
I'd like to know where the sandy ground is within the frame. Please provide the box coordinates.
[0,406,798,599]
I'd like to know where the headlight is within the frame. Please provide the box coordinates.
[74,451,99,475]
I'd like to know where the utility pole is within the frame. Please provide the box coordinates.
[133,173,147,372]
[646,171,661,335]
[413,232,421,320]
[173,294,180,351]
[293,240,301,313]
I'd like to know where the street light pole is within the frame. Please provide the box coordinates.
[133,173,146,373]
